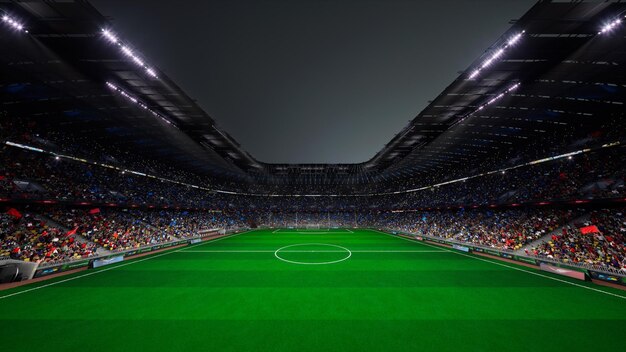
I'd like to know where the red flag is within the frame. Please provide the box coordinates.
[6,208,22,219]
[89,208,100,214]
[580,225,600,234]
[65,227,78,237]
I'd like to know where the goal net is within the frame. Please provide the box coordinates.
[295,224,328,231]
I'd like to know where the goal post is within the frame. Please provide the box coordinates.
[295,224,329,231]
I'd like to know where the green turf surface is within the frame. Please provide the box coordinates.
[2,228,625,351]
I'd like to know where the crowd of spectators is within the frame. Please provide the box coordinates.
[531,208,626,271]
[2,114,626,271]
[364,209,581,251]
[47,208,175,252]
[1,142,623,212]
[2,112,625,209]
[2,204,625,271]
[0,205,251,264]
[0,209,97,263]
[129,209,247,239]
[266,208,626,270]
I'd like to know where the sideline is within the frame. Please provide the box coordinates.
[368,229,626,301]
[0,230,256,300]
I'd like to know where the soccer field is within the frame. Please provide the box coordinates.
[1,228,625,352]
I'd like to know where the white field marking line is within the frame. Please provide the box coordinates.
[184,250,274,253]
[274,243,352,265]
[0,230,257,300]
[345,228,354,233]
[181,249,447,253]
[352,250,446,253]
[272,229,280,233]
[296,231,337,234]
[368,229,626,301]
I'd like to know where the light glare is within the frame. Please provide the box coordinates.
[102,29,118,43]
[102,29,158,79]
[468,31,524,80]
[598,17,624,34]
[106,82,176,127]
[452,83,520,127]
[2,14,27,32]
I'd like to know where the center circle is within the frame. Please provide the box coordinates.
[274,243,352,265]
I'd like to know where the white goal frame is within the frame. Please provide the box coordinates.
[295,224,330,231]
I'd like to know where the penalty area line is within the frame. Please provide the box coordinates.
[368,229,626,301]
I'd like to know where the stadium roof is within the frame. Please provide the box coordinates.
[1,0,625,185]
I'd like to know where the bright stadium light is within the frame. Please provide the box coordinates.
[106,82,175,126]
[2,14,28,33]
[507,32,523,46]
[132,56,144,66]
[482,48,505,68]
[5,141,213,193]
[101,29,159,79]
[475,83,519,112]
[467,30,524,80]
[145,68,158,78]
[598,16,624,34]
[120,45,133,56]
[102,29,118,43]
[452,82,520,127]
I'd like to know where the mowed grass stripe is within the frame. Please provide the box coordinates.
[1,228,625,352]
[181,250,447,253]
[3,319,626,352]
[368,229,626,300]
[0,229,258,299]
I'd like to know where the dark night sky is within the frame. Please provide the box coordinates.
[91,0,536,164]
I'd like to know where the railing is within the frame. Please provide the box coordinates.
[36,227,239,269]
[379,227,626,278]
[531,255,626,276]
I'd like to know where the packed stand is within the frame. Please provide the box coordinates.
[532,208,626,271]
[0,208,97,264]
[368,208,580,251]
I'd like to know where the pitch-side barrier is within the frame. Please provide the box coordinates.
[1,228,244,282]
[379,228,626,286]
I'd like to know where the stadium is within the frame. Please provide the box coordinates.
[1,0,625,351]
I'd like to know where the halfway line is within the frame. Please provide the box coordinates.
[181,249,447,253]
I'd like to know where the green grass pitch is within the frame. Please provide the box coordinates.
[1,228,625,351]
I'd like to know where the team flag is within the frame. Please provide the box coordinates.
[579,225,600,234]
[6,208,22,219]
